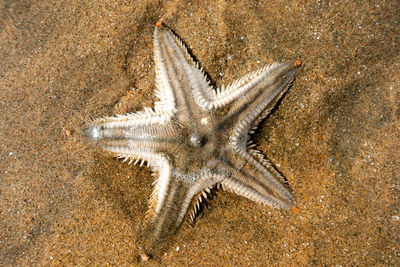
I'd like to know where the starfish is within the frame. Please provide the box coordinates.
[84,22,299,258]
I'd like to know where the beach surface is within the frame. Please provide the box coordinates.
[1,0,399,265]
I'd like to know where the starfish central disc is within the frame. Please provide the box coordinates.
[190,133,206,147]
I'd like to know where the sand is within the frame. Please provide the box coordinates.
[1,0,399,265]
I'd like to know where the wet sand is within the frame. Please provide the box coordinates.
[1,1,399,265]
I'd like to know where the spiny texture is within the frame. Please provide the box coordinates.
[84,23,298,258]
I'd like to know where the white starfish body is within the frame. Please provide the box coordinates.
[84,23,298,257]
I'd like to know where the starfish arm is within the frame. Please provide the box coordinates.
[220,148,295,209]
[137,163,224,256]
[227,63,296,117]
[153,25,215,121]
[224,63,297,151]
[207,63,296,111]
[83,111,182,162]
